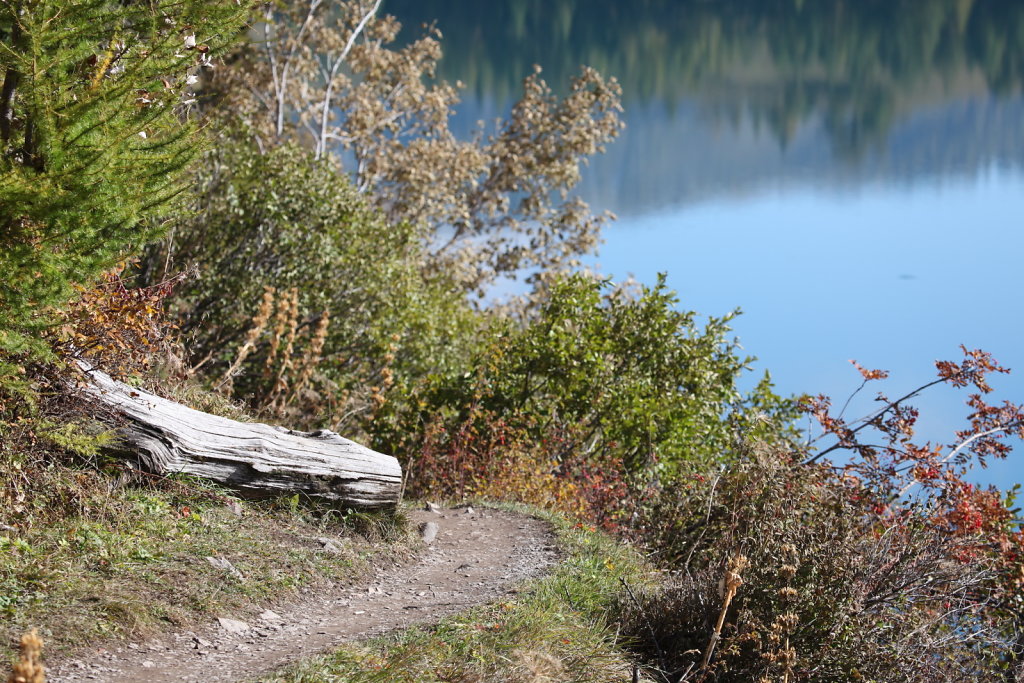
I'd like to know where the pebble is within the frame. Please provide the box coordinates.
[420,521,440,544]
[206,556,245,580]
[217,617,250,634]
[316,537,344,554]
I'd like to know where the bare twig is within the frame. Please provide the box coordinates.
[806,378,946,463]
[263,0,323,140]
[683,472,722,576]
[896,423,1021,498]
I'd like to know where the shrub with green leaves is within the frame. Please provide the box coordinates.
[141,141,480,434]
[379,273,799,495]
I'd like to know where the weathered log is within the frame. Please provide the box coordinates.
[81,365,402,508]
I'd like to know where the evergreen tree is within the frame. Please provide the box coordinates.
[0,0,247,357]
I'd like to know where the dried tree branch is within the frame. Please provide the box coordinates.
[317,0,381,159]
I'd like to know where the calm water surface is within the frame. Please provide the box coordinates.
[385,0,1024,487]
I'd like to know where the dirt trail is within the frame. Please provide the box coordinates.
[50,507,558,683]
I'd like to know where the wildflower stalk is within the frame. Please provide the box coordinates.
[8,629,45,683]
[217,286,275,392]
[700,553,748,674]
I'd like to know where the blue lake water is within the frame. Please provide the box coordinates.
[384,0,1024,487]
[593,168,1024,488]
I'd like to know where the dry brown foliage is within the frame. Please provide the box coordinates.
[50,264,182,379]
[210,0,623,293]
[618,448,1013,682]
[7,630,45,683]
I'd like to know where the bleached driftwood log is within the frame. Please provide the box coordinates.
[81,365,402,508]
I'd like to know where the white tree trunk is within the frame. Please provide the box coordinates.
[81,366,402,508]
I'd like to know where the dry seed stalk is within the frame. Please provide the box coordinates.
[7,629,45,683]
[371,339,398,415]
[264,286,292,379]
[291,309,330,401]
[266,288,300,410]
[218,286,275,393]
[775,544,800,683]
[699,553,749,674]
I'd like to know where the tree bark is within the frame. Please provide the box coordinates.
[1,14,23,145]
[81,365,402,508]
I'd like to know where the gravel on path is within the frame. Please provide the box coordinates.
[50,506,559,683]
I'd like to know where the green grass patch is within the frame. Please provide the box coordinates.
[264,502,656,683]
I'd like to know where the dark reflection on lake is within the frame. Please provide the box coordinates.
[384,0,1024,486]
[387,0,1024,213]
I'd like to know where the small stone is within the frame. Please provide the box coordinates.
[205,556,245,580]
[142,661,156,668]
[419,521,439,544]
[316,537,343,554]
[193,637,212,649]
[258,609,283,622]
[217,617,250,634]
[424,501,441,513]
[463,506,475,515]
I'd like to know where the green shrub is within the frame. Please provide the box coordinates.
[379,273,799,493]
[141,141,479,434]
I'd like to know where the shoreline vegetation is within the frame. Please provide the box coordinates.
[3,0,1022,680]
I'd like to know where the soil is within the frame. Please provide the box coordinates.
[49,506,559,682]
